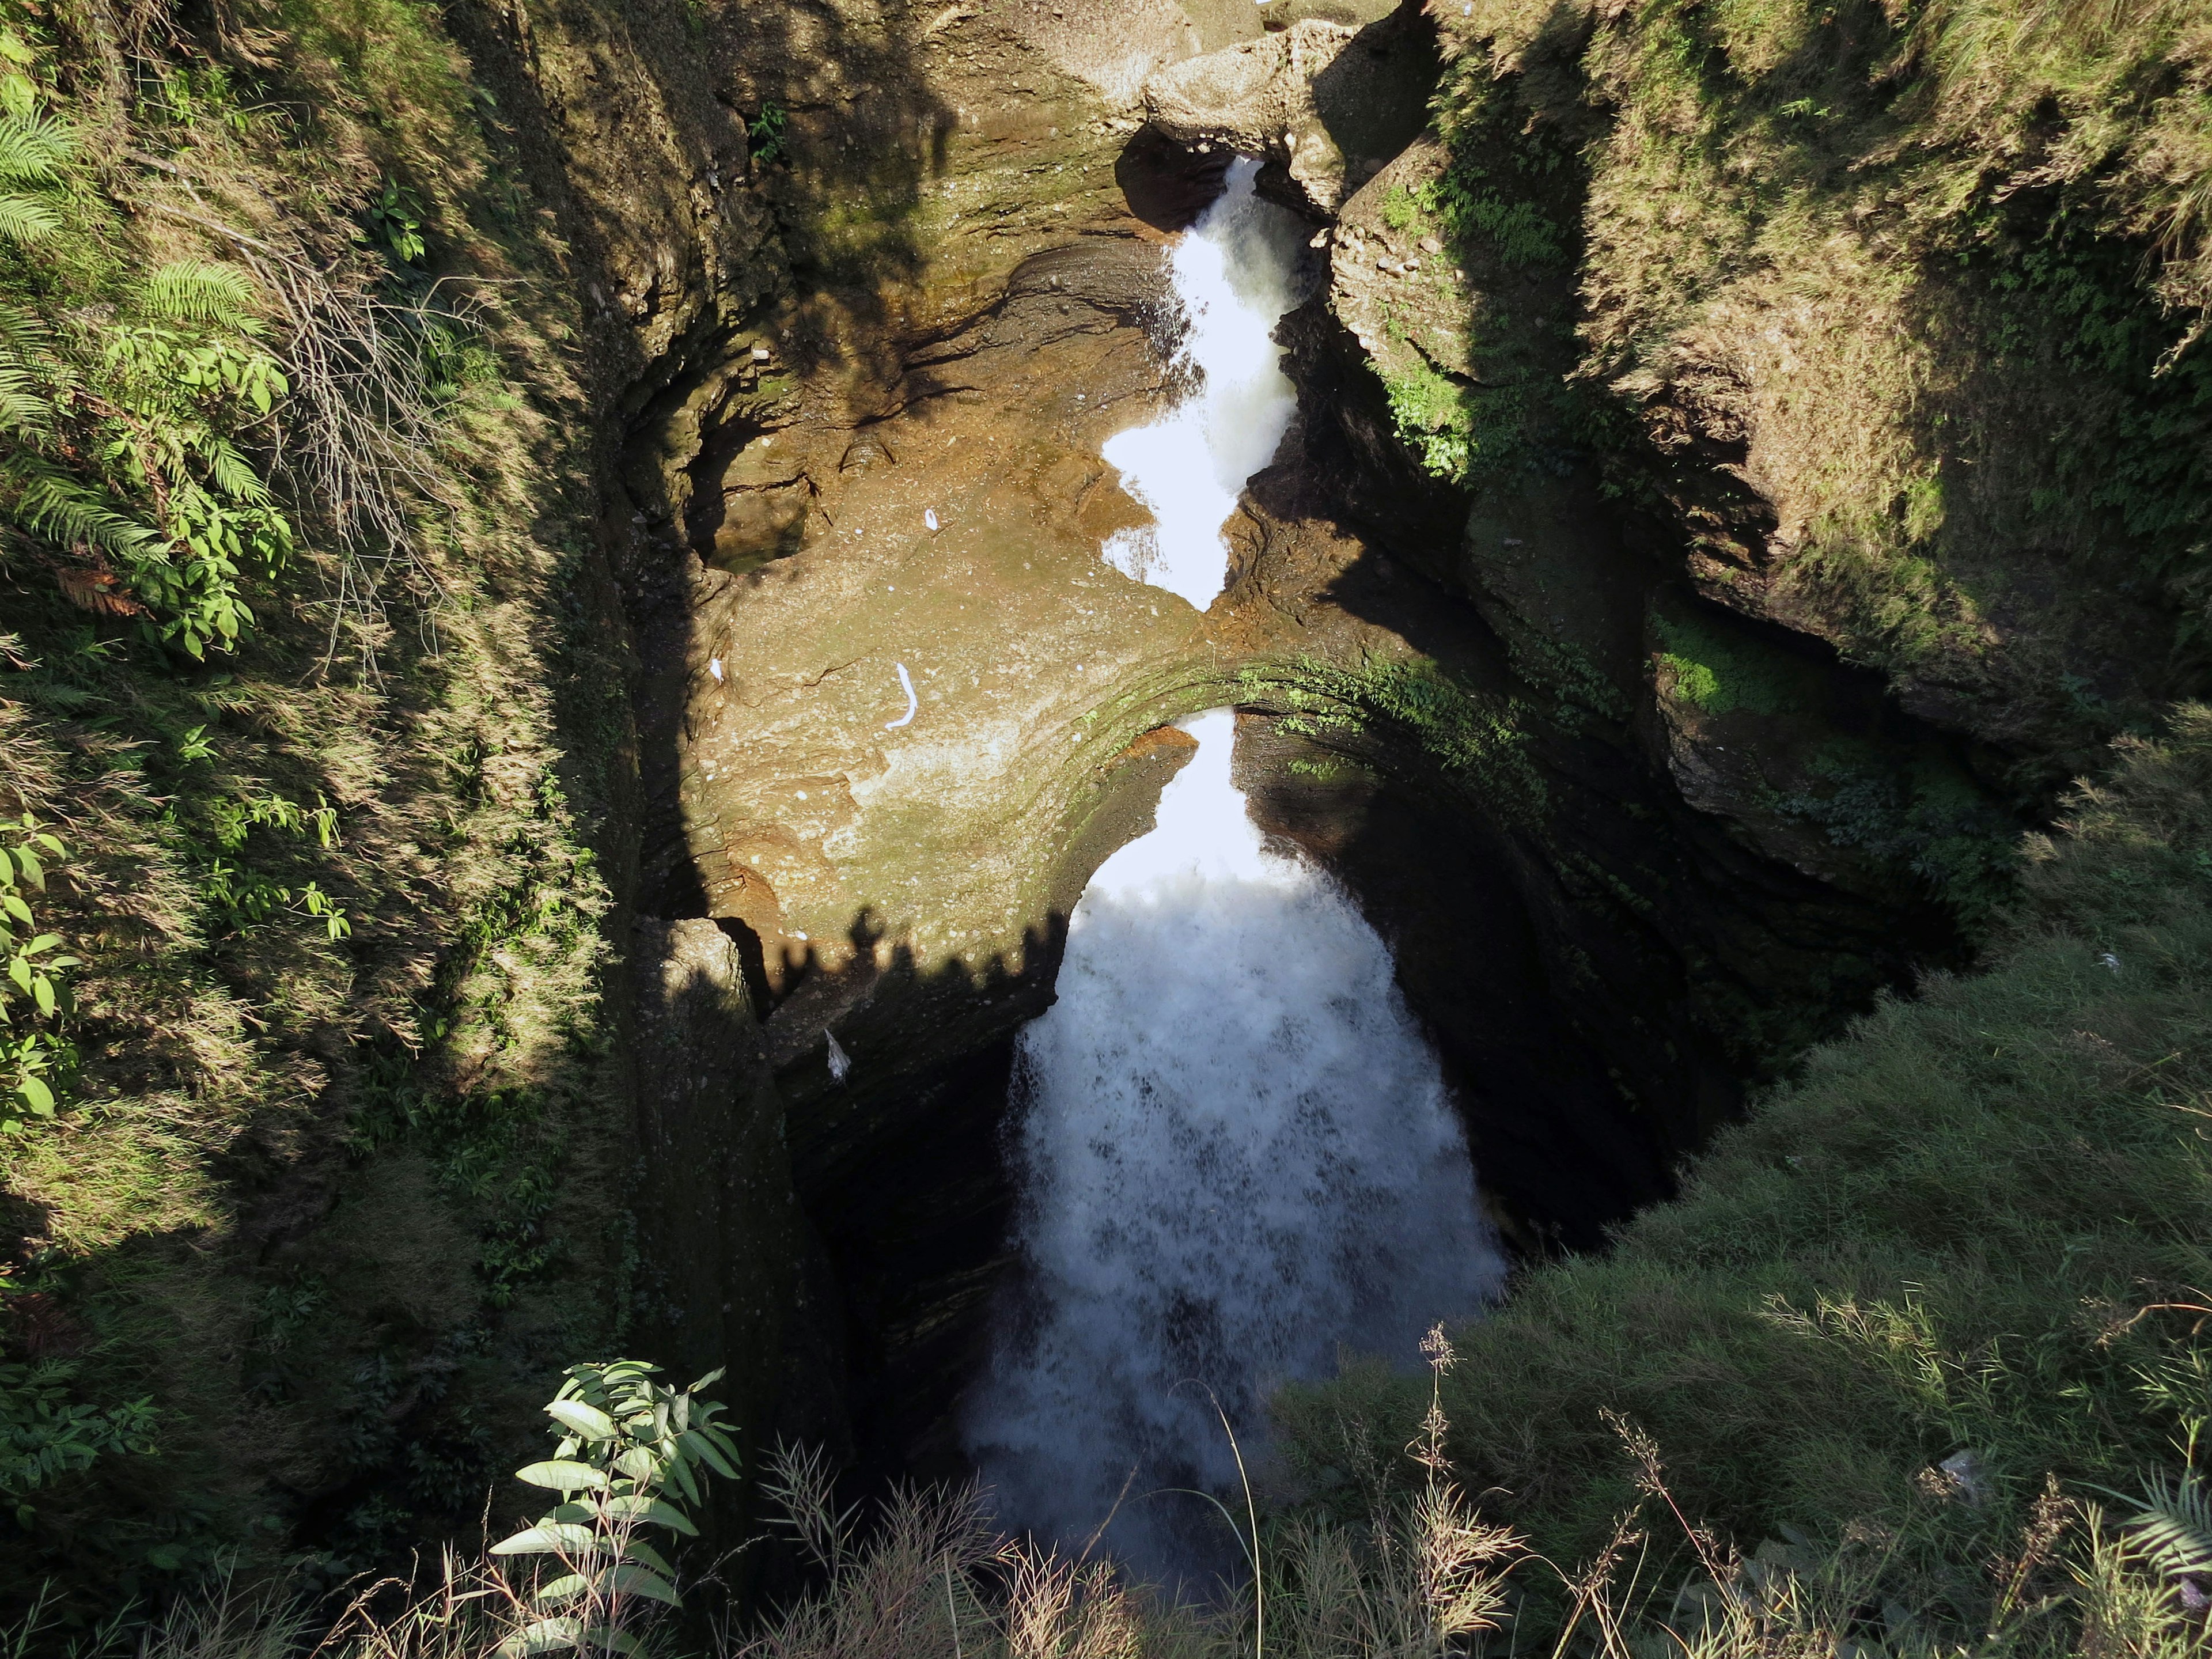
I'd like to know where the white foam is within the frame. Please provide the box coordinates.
[1101,158,1305,611]
[963,710,1505,1581]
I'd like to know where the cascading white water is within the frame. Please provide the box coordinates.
[963,710,1505,1581]
[1101,156,1305,610]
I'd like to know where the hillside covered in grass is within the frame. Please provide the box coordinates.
[1278,703,2212,1648]
[0,0,647,1613]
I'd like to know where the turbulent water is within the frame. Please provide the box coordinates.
[1099,156,1305,610]
[963,710,1505,1582]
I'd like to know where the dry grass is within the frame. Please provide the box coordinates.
[35,1386,2203,1659]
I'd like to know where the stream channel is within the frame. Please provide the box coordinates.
[960,160,1503,1580]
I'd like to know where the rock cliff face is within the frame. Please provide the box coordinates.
[489,0,2146,1499]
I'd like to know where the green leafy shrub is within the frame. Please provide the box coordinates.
[0,1361,155,1529]
[366,177,430,266]
[747,103,787,165]
[0,816,72,1132]
[489,1360,738,1655]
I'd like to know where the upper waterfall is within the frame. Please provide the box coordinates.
[1100,156,1306,610]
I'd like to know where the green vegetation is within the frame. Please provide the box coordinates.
[1429,0,2212,738]
[1380,359,1529,487]
[486,1361,737,1653]
[1774,745,2020,922]
[746,103,787,166]
[1276,703,2212,1651]
[0,818,73,1132]
[0,0,627,1618]
[71,1327,2211,1655]
[1238,654,1546,821]
[1,1359,153,1529]
[1653,609,1807,719]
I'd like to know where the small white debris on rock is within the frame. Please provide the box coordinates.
[708,657,725,683]
[751,346,771,362]
[885,662,919,730]
[2099,951,2121,972]
[825,1031,851,1084]
[925,508,941,531]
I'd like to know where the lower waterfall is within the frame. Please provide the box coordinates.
[962,710,1505,1583]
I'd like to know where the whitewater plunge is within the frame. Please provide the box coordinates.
[963,711,1505,1578]
[1100,156,1304,609]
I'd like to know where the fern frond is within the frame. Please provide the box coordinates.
[139,260,256,326]
[202,437,269,503]
[0,300,56,361]
[0,191,58,243]
[7,463,159,560]
[0,361,51,435]
[0,114,73,185]
[2127,1469,2212,1578]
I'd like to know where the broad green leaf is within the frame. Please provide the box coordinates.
[606,1563,681,1608]
[13,847,39,887]
[32,976,52,1017]
[603,1494,697,1535]
[532,1573,590,1608]
[516,1460,607,1491]
[4,894,30,925]
[619,1539,674,1578]
[665,1459,700,1506]
[0,848,13,884]
[680,1428,739,1479]
[546,1400,618,1441]
[614,1446,656,1481]
[490,1521,595,1555]
[496,1617,582,1657]
[21,1074,53,1113]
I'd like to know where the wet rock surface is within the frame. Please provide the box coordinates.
[1142,4,1438,216]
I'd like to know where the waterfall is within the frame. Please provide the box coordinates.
[1100,156,1305,610]
[963,710,1505,1582]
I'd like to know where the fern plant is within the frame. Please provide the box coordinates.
[2126,1467,2212,1583]
[489,1359,738,1656]
[0,46,295,660]
[0,96,68,242]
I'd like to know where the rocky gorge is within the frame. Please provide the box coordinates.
[4,0,2206,1622]
[586,0,2055,1511]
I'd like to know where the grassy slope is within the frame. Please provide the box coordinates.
[1279,703,2212,1635]
[0,0,639,1613]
